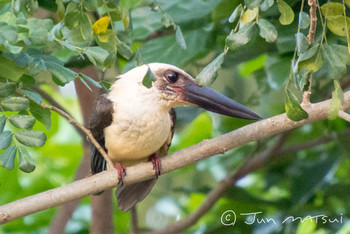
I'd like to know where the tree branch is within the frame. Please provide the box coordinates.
[0,90,349,224]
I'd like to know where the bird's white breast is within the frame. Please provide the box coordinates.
[104,75,171,163]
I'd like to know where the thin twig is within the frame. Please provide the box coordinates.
[39,103,114,169]
[338,110,350,122]
[0,90,349,224]
[32,87,86,138]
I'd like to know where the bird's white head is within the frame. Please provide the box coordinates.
[113,63,261,120]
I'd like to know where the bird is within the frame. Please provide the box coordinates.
[89,63,261,212]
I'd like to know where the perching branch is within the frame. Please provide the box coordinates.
[0,90,349,225]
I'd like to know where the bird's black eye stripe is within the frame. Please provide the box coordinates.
[166,71,179,83]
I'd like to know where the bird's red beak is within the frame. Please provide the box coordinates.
[173,82,261,120]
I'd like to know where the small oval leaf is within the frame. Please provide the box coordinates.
[257,18,278,43]
[298,12,310,29]
[226,22,257,50]
[15,130,46,147]
[0,145,17,170]
[328,80,344,120]
[0,82,16,97]
[142,66,156,89]
[8,114,36,129]
[176,26,187,50]
[18,145,36,173]
[1,97,29,111]
[20,89,42,104]
[229,4,243,23]
[196,52,225,86]
[285,89,309,121]
[0,131,12,150]
[278,0,294,25]
[29,102,51,130]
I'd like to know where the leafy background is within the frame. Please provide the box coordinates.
[0,0,350,233]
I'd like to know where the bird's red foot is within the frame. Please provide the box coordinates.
[113,163,126,186]
[148,153,161,179]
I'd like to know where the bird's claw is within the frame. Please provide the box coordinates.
[113,163,126,186]
[148,154,161,179]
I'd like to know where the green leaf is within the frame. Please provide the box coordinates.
[45,59,77,86]
[257,18,277,43]
[229,4,242,23]
[4,42,23,54]
[321,2,344,17]
[241,7,258,24]
[285,89,309,121]
[265,56,290,90]
[79,13,93,40]
[56,0,65,19]
[244,0,259,9]
[142,66,156,88]
[0,131,12,150]
[96,29,117,52]
[0,24,17,41]
[175,26,187,50]
[80,73,102,88]
[295,32,309,54]
[332,44,350,66]
[8,114,36,129]
[14,130,46,147]
[226,22,257,50]
[324,15,350,37]
[0,115,5,133]
[85,46,109,66]
[100,81,111,91]
[260,0,274,11]
[298,12,310,29]
[322,44,347,80]
[17,145,35,173]
[1,97,29,111]
[27,18,53,45]
[293,68,311,91]
[0,145,16,170]
[0,56,25,81]
[278,0,294,25]
[136,47,144,66]
[328,80,344,120]
[19,89,42,104]
[0,82,16,97]
[196,52,225,86]
[19,74,36,86]
[29,102,51,130]
[297,45,323,73]
[116,37,134,60]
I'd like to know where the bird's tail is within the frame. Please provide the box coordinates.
[115,178,157,212]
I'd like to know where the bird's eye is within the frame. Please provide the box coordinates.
[166,71,179,83]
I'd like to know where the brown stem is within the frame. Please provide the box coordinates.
[307,0,317,44]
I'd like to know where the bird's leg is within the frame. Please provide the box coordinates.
[148,153,161,179]
[113,162,126,186]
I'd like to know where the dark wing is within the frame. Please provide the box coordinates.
[89,94,114,174]
[116,108,176,212]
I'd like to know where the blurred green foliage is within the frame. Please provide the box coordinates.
[0,0,350,233]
